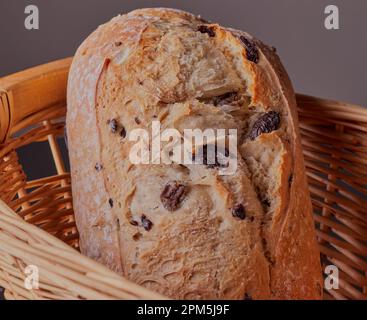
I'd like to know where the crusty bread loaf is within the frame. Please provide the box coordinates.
[66,8,323,299]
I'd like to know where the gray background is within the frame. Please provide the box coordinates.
[0,0,366,106]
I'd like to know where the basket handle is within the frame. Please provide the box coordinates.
[0,57,73,143]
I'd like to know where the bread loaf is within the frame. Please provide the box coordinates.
[66,8,323,299]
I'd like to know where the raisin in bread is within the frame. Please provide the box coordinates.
[66,8,323,299]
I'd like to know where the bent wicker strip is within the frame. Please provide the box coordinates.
[0,58,366,300]
[0,199,164,299]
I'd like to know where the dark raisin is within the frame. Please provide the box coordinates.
[114,41,122,47]
[141,214,153,231]
[232,204,246,220]
[212,92,239,106]
[192,144,210,165]
[107,119,118,133]
[120,126,127,138]
[197,25,215,37]
[239,36,259,64]
[129,220,139,226]
[134,117,141,125]
[108,198,114,208]
[262,199,271,208]
[95,163,103,172]
[249,111,281,140]
[160,181,187,211]
[193,144,229,168]
[244,293,253,300]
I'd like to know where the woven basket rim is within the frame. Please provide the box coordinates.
[0,199,166,299]
[296,93,367,116]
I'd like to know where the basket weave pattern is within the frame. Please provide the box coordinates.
[0,59,366,300]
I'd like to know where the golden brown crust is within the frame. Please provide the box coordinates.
[67,8,322,299]
[248,35,323,300]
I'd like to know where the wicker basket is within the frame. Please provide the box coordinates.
[0,58,366,300]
